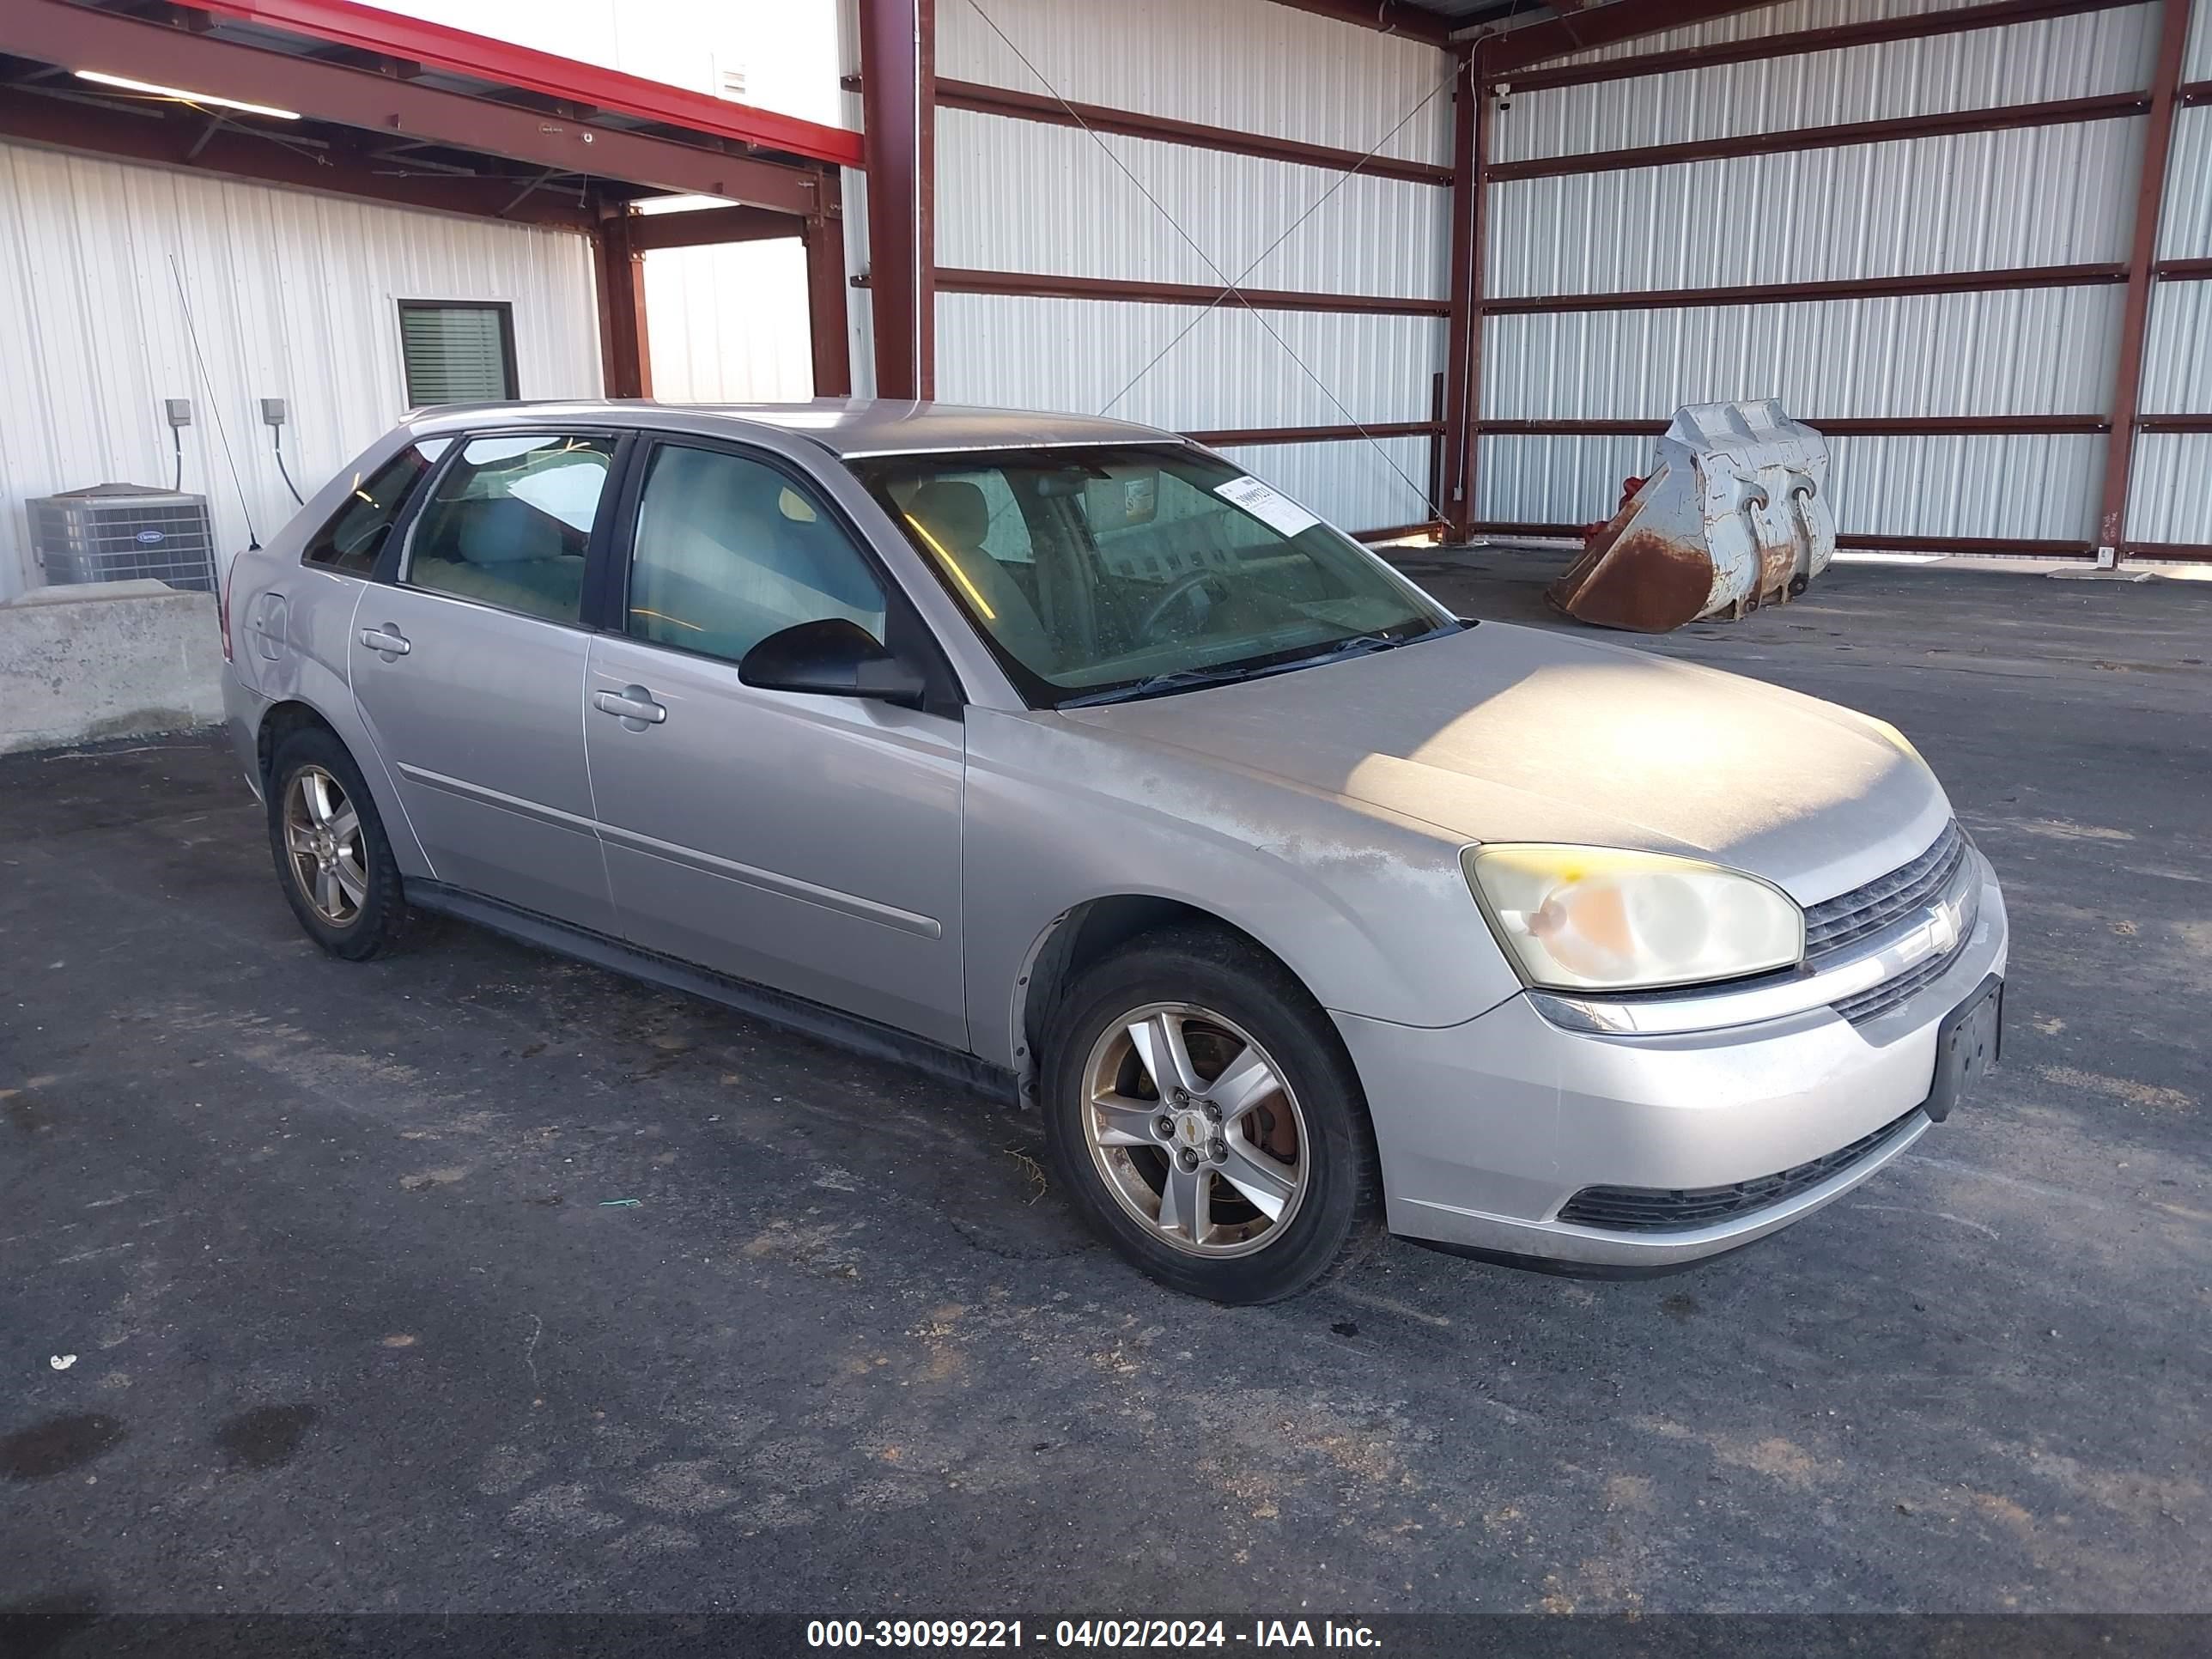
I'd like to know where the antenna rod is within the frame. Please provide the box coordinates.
[167,253,259,550]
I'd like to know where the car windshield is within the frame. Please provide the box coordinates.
[851,446,1460,707]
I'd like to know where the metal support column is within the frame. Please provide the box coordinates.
[858,0,935,400]
[803,166,854,398]
[2096,0,2193,560]
[593,210,652,400]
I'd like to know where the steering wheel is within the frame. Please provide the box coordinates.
[1137,568,1233,638]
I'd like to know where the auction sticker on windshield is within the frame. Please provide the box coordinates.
[1214,475,1318,538]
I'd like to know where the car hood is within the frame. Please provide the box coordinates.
[1058,623,1952,905]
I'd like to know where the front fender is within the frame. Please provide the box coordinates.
[961,709,1524,1072]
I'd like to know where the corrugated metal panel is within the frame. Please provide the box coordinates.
[1214,437,1437,535]
[936,0,1452,167]
[643,240,816,402]
[0,140,599,599]
[1489,120,2145,297]
[1476,432,2105,541]
[933,293,1443,430]
[1496,6,2159,163]
[2159,106,2212,260]
[2189,0,2212,79]
[1486,287,2124,419]
[1542,0,2005,69]
[936,108,1448,299]
[2142,275,2212,411]
[2124,434,2212,542]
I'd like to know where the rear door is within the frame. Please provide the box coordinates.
[581,438,969,1047]
[349,429,623,934]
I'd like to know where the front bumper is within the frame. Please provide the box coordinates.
[1336,850,2008,1270]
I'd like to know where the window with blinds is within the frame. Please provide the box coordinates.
[396,301,519,407]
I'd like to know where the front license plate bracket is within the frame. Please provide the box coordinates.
[1924,973,2002,1124]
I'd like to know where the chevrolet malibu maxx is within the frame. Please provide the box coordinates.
[220,401,2007,1303]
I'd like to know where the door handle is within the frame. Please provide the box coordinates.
[593,686,667,725]
[357,625,410,658]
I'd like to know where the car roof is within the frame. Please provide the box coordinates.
[404,398,1187,459]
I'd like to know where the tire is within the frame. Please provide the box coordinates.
[264,724,419,961]
[1040,924,1381,1304]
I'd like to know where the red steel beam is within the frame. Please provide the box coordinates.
[1486,263,2132,315]
[3,0,826,212]
[592,213,652,399]
[1487,91,2148,182]
[928,268,1451,317]
[1439,46,1489,542]
[1184,422,1443,447]
[803,171,854,398]
[2124,542,2212,561]
[918,76,1452,187]
[0,82,597,228]
[2095,0,2192,556]
[2139,416,2212,434]
[1497,0,2144,94]
[1472,523,2100,557]
[860,0,934,400]
[1486,0,1783,76]
[2159,258,2212,281]
[1481,416,2112,435]
[2184,80,2212,105]
[1259,2,1454,47]
[627,204,800,252]
[174,0,863,167]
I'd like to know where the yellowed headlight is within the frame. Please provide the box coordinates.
[1463,845,1804,993]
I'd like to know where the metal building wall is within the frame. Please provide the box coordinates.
[928,0,1455,534]
[1475,0,2185,551]
[0,139,602,599]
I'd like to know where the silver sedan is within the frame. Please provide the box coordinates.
[220,400,2007,1304]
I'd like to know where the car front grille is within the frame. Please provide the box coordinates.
[1553,1109,1924,1233]
[1831,940,1967,1024]
[1803,819,1967,963]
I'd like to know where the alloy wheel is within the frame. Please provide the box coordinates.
[283,765,368,926]
[1080,1002,1309,1257]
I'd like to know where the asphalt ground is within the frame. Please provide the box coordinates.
[3,554,2207,1622]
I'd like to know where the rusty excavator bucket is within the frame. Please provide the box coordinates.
[1547,401,1837,634]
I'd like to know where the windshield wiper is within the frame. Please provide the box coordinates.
[1057,623,1460,708]
[1058,662,1285,708]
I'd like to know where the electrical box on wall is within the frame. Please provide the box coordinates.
[164,398,192,427]
[260,398,287,427]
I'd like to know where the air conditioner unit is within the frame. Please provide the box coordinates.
[26,483,216,592]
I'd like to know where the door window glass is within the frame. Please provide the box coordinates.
[301,440,447,574]
[404,434,615,624]
[627,446,886,664]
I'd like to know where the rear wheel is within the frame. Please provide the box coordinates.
[265,726,418,960]
[1042,927,1379,1304]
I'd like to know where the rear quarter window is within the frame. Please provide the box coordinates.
[302,440,448,574]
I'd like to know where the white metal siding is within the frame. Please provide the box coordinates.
[0,141,601,599]
[933,294,1442,432]
[2124,434,2212,543]
[1496,6,2160,163]
[1480,432,2106,542]
[643,240,817,402]
[935,0,1452,167]
[930,0,1452,532]
[1489,122,2144,300]
[1475,0,2203,549]
[935,109,1448,298]
[1487,288,2124,420]
[1547,0,2003,68]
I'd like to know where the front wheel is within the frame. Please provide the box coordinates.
[1041,927,1380,1304]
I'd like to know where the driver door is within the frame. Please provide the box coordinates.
[583,440,969,1048]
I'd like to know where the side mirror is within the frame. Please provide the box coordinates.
[738,617,927,708]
